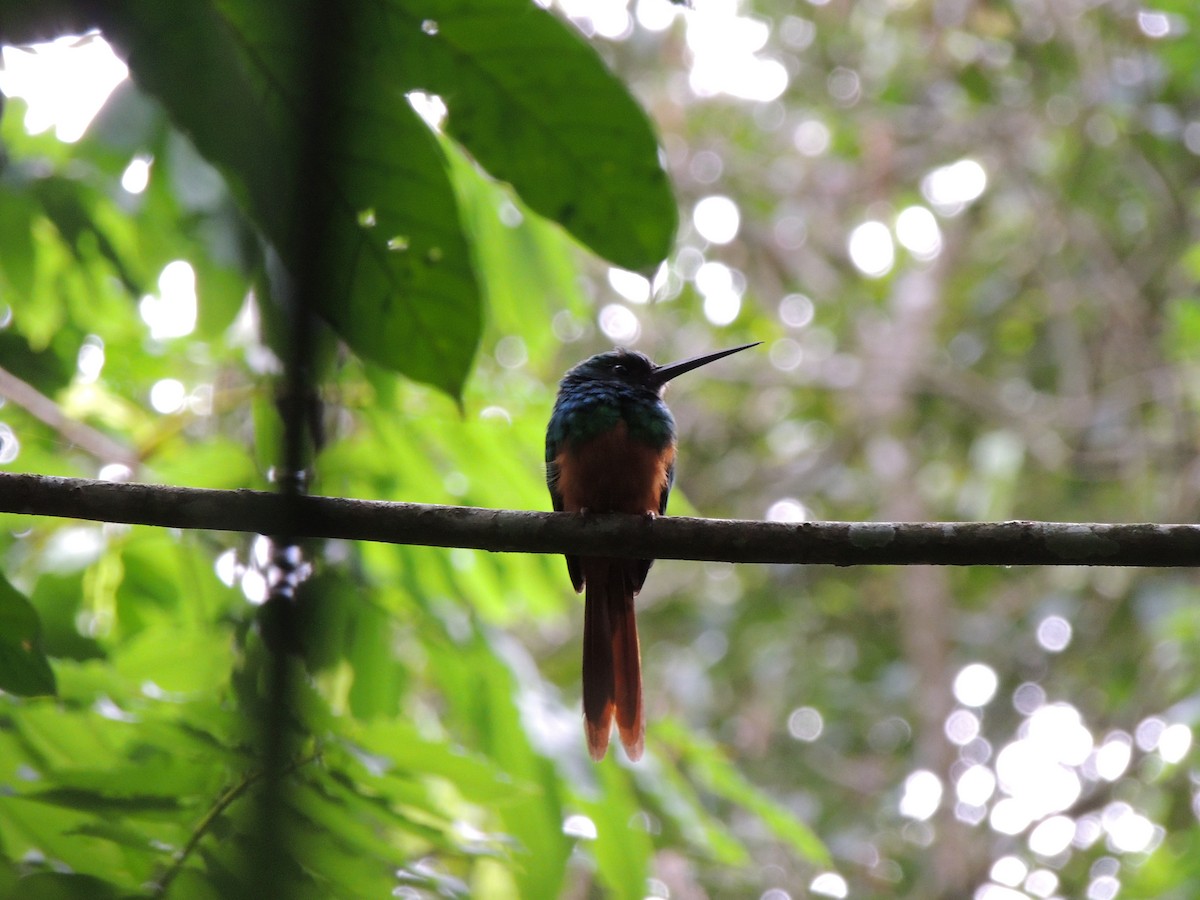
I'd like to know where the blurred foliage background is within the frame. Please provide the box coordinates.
[2,0,1200,898]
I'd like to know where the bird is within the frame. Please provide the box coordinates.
[545,341,760,761]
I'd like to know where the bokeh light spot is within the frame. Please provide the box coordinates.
[793,119,831,156]
[1137,10,1171,38]
[635,0,678,31]
[1025,869,1059,899]
[1013,682,1046,715]
[767,498,808,523]
[406,90,447,130]
[77,336,105,383]
[1094,732,1132,781]
[693,195,741,244]
[899,769,942,821]
[494,335,528,369]
[847,221,894,278]
[945,709,981,745]
[1158,722,1192,763]
[922,158,988,215]
[121,155,152,194]
[779,293,815,328]
[140,260,198,340]
[1028,814,1075,857]
[703,291,741,326]
[953,662,999,707]
[810,872,848,898]
[990,855,1027,887]
[608,267,651,304]
[0,35,128,142]
[562,814,597,839]
[788,706,823,741]
[598,304,640,343]
[0,423,19,464]
[1103,803,1157,853]
[895,205,942,260]
[1036,615,1072,652]
[149,378,187,414]
[956,765,996,805]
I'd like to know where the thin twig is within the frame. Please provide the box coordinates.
[0,366,139,469]
[151,750,320,895]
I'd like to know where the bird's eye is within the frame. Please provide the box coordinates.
[612,364,626,375]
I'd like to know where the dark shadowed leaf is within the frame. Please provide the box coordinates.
[89,0,481,399]
[9,872,121,900]
[382,0,678,269]
[0,572,56,697]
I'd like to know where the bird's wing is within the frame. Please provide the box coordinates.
[546,437,584,592]
[659,459,675,516]
[632,458,674,592]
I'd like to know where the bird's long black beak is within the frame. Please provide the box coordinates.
[650,341,761,387]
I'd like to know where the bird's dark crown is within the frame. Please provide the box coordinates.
[565,348,657,386]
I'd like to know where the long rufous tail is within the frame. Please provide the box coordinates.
[582,557,644,761]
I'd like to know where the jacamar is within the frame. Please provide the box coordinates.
[546,341,760,761]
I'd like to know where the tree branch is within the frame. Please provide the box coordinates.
[0,471,1197,566]
[0,366,139,469]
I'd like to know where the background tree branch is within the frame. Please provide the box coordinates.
[1,471,1197,567]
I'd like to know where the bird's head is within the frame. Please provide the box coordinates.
[563,342,761,395]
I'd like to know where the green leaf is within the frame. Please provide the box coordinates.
[0,573,57,697]
[352,720,522,805]
[91,0,482,399]
[387,0,678,269]
[443,136,590,362]
[657,720,830,866]
[9,872,121,900]
[639,755,749,865]
[0,184,38,300]
[0,796,138,887]
[575,761,653,900]
[76,0,674,398]
[428,625,574,899]
[112,628,234,696]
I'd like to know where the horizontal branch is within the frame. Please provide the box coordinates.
[0,471,1197,567]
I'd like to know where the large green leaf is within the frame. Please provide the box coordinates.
[379,0,678,270]
[0,0,675,399]
[80,0,481,399]
[0,573,56,697]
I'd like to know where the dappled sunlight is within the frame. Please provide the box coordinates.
[139,261,198,341]
[684,1,788,101]
[75,336,105,384]
[0,34,127,142]
[120,155,152,194]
